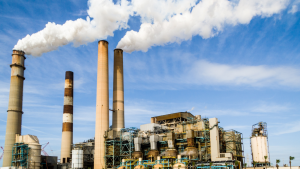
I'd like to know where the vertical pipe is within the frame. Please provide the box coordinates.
[60,71,74,163]
[3,50,26,167]
[94,40,109,169]
[112,49,124,131]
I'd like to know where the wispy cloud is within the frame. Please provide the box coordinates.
[274,121,300,135]
[288,5,298,13]
[126,58,300,89]
[251,103,290,113]
[188,60,300,87]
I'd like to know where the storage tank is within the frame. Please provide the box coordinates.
[250,122,270,165]
[251,136,268,162]
[15,134,41,169]
[72,149,83,169]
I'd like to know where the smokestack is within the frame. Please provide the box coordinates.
[94,40,109,169]
[112,49,124,131]
[60,71,73,163]
[3,50,26,166]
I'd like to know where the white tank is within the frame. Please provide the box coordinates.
[251,136,269,162]
[28,144,41,169]
[72,149,83,169]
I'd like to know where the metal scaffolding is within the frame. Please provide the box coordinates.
[11,143,30,168]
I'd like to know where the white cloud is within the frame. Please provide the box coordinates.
[274,121,300,135]
[288,5,298,13]
[188,60,300,87]
[251,103,290,113]
[126,58,300,88]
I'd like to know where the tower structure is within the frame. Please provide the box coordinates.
[112,49,124,131]
[3,50,26,166]
[61,71,74,163]
[94,40,109,169]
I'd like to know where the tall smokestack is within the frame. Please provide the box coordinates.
[112,49,124,131]
[60,71,73,163]
[3,50,26,166]
[94,40,109,169]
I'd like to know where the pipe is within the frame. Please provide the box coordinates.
[61,71,73,163]
[112,49,124,131]
[3,50,26,167]
[94,40,109,169]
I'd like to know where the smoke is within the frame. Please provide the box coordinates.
[187,107,195,112]
[14,0,290,56]
[117,0,289,52]
[14,0,133,56]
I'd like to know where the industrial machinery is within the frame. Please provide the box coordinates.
[100,112,244,169]
[250,122,270,167]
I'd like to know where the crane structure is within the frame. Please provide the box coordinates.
[0,146,4,160]
[41,142,49,156]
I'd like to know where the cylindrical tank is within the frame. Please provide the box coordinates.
[251,136,269,163]
[72,149,83,169]
[132,151,143,159]
[147,150,159,161]
[134,165,145,169]
[162,149,177,159]
[173,163,186,169]
[28,144,41,169]
[183,147,198,160]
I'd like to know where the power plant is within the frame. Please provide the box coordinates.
[0,43,296,169]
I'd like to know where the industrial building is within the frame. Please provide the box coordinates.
[2,41,286,169]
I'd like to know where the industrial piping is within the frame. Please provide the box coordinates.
[60,71,74,163]
[94,40,109,169]
[3,50,26,166]
[112,49,124,131]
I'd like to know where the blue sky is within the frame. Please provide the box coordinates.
[1,0,300,166]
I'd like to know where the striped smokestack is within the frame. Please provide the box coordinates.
[3,50,26,167]
[94,40,109,169]
[60,71,73,163]
[112,49,124,131]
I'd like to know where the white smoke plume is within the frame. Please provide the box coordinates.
[117,0,289,52]
[14,0,290,56]
[14,0,133,56]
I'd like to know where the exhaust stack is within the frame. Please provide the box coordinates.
[60,71,74,163]
[94,40,109,169]
[3,50,26,166]
[112,49,124,131]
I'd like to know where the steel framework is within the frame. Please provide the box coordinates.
[11,143,30,168]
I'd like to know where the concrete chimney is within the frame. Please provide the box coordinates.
[3,50,26,166]
[112,49,124,131]
[94,40,109,169]
[60,71,73,163]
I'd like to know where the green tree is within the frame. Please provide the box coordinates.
[235,161,239,169]
[193,161,196,169]
[253,161,256,169]
[209,162,213,169]
[201,163,205,169]
[289,156,295,169]
[178,165,181,169]
[225,163,228,169]
[276,159,280,169]
[264,156,268,167]
[244,163,247,169]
